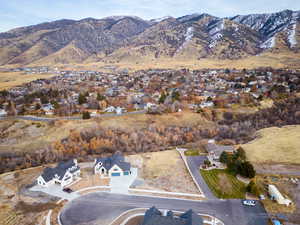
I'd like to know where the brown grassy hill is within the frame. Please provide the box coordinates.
[0,10,299,67]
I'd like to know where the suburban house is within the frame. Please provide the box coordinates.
[94,153,131,177]
[37,159,80,187]
[268,184,292,206]
[140,206,203,225]
[0,109,7,117]
[206,140,235,166]
[42,103,54,115]
[104,106,115,113]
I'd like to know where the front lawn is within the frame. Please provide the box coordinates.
[184,149,200,156]
[200,169,246,199]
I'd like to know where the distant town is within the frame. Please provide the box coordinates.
[1,66,299,118]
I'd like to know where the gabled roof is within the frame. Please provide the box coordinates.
[206,143,235,157]
[41,159,79,182]
[95,153,131,171]
[40,167,56,182]
[141,207,203,225]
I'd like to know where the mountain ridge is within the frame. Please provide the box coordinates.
[0,9,299,67]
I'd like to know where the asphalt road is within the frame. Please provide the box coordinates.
[186,156,217,200]
[59,192,269,225]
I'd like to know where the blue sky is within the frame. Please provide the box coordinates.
[0,0,299,32]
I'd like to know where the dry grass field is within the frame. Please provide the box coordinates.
[0,166,54,225]
[126,150,200,194]
[0,71,57,90]
[98,110,212,131]
[0,111,210,153]
[0,119,98,153]
[28,51,300,73]
[242,125,300,164]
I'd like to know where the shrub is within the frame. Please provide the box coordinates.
[220,151,229,163]
[246,180,260,196]
[78,93,87,105]
[239,161,256,178]
[204,159,211,167]
[82,111,91,119]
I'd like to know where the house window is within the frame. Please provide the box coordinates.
[101,168,105,173]
[113,168,119,171]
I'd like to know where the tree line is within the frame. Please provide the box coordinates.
[0,96,299,174]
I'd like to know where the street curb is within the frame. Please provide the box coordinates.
[176,148,205,197]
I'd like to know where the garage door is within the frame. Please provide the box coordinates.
[111,172,121,176]
[124,171,129,175]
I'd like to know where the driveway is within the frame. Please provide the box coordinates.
[110,168,138,194]
[59,192,269,225]
[186,156,217,200]
[30,184,80,200]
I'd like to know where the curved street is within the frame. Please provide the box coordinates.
[59,192,269,225]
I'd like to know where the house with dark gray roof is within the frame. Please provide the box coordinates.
[94,153,131,177]
[205,140,235,167]
[37,159,80,187]
[140,207,203,225]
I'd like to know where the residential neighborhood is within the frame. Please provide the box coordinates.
[1,67,300,118]
[1,2,300,225]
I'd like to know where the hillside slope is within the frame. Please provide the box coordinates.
[0,10,299,67]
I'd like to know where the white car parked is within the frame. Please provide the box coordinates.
[242,200,256,206]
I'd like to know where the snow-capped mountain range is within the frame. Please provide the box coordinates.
[231,9,299,48]
[0,9,299,66]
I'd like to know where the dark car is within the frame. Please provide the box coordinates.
[63,188,73,193]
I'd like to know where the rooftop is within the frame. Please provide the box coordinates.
[141,207,203,225]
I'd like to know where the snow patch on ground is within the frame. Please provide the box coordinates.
[185,27,194,41]
[151,16,172,23]
[260,36,276,49]
[175,27,194,55]
[208,19,225,49]
[287,24,297,47]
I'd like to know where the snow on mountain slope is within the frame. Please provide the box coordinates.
[260,36,276,49]
[232,10,300,49]
[150,16,173,23]
[208,19,225,48]
[0,9,299,65]
[287,24,297,47]
[185,27,194,41]
[231,10,298,37]
[175,27,194,54]
[286,12,298,48]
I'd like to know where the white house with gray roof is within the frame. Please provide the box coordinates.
[206,140,235,161]
[206,140,235,167]
[37,159,80,187]
[94,153,131,177]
